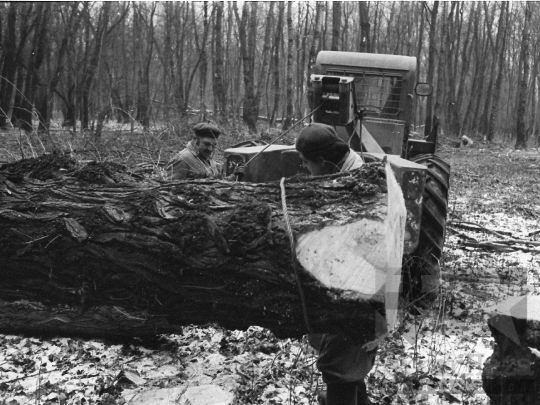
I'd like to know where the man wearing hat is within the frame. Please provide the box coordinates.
[295,122,364,175]
[166,122,224,180]
[296,123,373,405]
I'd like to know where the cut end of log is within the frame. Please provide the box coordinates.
[297,216,387,301]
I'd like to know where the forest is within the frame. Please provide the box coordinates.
[0,1,539,149]
[2,2,540,404]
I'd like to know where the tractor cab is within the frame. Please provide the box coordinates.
[314,51,435,158]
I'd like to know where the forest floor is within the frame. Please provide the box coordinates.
[1,123,540,405]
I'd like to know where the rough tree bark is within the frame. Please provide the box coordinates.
[213,1,226,117]
[0,154,404,344]
[283,2,294,130]
[515,2,532,150]
[234,2,259,132]
[269,2,284,126]
[306,2,323,110]
[331,2,341,51]
[0,3,19,129]
[424,1,439,138]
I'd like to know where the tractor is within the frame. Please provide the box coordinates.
[224,51,451,299]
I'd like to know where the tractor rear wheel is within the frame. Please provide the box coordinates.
[403,154,450,303]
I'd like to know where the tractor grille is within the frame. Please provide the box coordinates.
[327,70,403,118]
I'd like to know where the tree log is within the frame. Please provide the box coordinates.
[0,153,404,342]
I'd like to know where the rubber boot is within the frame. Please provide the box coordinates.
[317,382,372,405]
[317,390,327,405]
[356,381,372,405]
[326,383,357,405]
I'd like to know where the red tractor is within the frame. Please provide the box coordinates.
[224,51,450,299]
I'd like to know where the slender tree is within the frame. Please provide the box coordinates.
[80,2,111,130]
[10,3,37,131]
[516,2,532,149]
[270,2,284,126]
[213,2,226,117]
[331,2,341,51]
[424,1,439,138]
[487,2,509,143]
[233,2,258,132]
[255,2,275,122]
[283,1,294,130]
[0,3,19,129]
[306,2,323,110]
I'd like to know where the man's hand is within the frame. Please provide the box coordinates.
[226,164,246,181]
[233,164,246,179]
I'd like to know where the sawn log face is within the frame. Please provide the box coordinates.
[0,154,388,341]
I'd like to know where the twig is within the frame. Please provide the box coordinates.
[528,229,540,237]
[461,240,539,253]
[447,220,513,238]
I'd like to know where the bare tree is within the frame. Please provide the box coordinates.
[516,2,532,149]
[0,3,19,129]
[233,2,258,132]
[213,1,226,117]
[487,2,509,143]
[270,2,284,126]
[306,2,323,110]
[331,2,341,51]
[80,2,111,131]
[358,1,371,52]
[424,1,439,138]
[255,3,275,123]
[283,1,294,130]
[10,3,38,131]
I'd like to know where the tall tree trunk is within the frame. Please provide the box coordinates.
[135,4,155,130]
[184,4,214,119]
[199,2,209,121]
[306,2,323,110]
[32,3,52,134]
[434,2,446,135]
[478,3,497,136]
[331,2,341,51]
[213,2,226,117]
[454,2,474,137]
[444,2,460,136]
[470,22,489,136]
[174,3,187,115]
[81,2,111,130]
[233,2,258,132]
[283,2,294,131]
[322,2,328,51]
[10,3,35,132]
[270,3,284,126]
[488,2,509,142]
[424,1,439,138]
[0,3,19,129]
[515,2,532,149]
[414,2,425,127]
[296,3,309,119]
[254,2,274,121]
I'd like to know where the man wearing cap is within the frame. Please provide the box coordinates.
[295,122,364,175]
[166,123,224,180]
[296,123,374,405]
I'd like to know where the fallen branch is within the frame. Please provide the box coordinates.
[447,220,513,238]
[460,240,540,253]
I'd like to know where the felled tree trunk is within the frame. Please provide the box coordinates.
[0,153,404,342]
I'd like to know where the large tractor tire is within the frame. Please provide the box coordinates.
[403,154,450,303]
